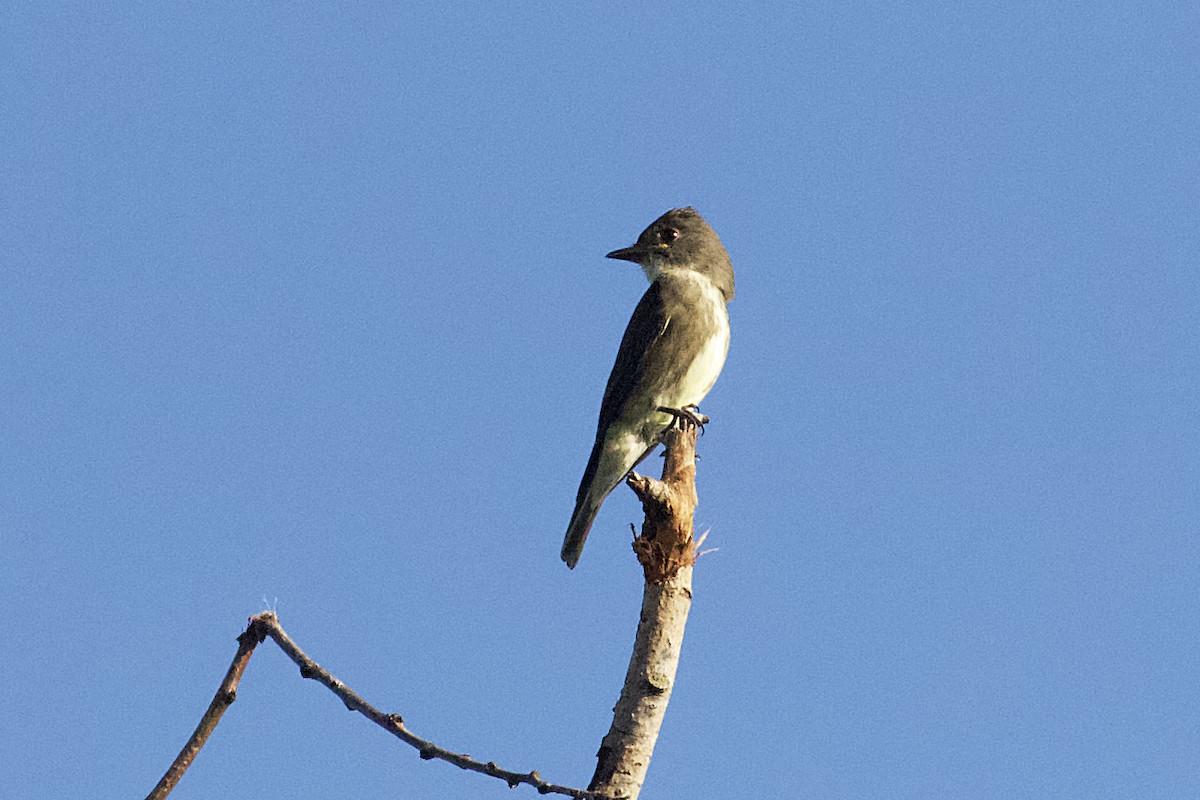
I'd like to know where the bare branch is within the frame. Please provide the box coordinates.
[147,618,268,800]
[588,425,702,799]
[147,612,610,800]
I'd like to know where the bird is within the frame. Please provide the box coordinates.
[561,207,735,569]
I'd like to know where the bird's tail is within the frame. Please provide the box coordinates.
[562,434,658,568]
[562,432,615,569]
[561,496,601,569]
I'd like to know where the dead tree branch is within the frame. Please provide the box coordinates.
[588,424,702,799]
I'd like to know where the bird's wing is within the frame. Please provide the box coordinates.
[596,281,669,434]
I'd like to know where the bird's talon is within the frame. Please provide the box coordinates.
[657,405,709,433]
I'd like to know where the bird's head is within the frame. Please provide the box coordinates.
[606,207,735,301]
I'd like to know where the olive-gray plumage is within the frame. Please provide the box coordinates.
[562,208,734,568]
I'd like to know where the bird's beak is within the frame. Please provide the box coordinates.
[606,244,646,263]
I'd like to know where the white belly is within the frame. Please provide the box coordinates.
[667,275,729,408]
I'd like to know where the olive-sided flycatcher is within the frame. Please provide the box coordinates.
[561,207,735,569]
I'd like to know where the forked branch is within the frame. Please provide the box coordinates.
[147,424,707,800]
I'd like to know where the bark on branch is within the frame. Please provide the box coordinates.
[588,424,702,799]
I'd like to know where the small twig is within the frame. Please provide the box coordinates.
[147,612,610,800]
[146,618,268,800]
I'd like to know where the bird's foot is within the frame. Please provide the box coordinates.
[657,405,709,434]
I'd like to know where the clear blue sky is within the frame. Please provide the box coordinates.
[3,3,1197,798]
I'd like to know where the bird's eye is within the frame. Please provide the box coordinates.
[659,228,679,244]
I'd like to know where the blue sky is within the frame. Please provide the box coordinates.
[3,3,1197,798]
